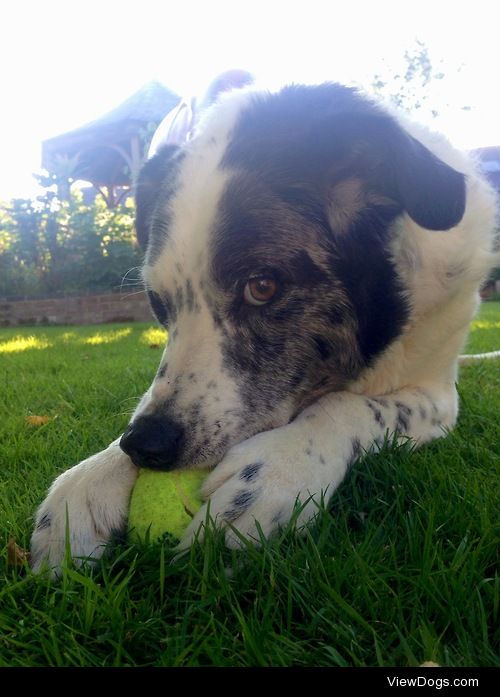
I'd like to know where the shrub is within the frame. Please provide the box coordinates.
[0,190,143,298]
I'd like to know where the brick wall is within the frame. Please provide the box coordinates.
[0,291,154,327]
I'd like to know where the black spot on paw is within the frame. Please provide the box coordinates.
[395,401,412,416]
[175,285,184,313]
[396,412,409,432]
[395,402,412,432]
[36,513,51,530]
[223,489,257,521]
[347,438,362,468]
[366,399,386,428]
[157,363,168,379]
[240,462,263,482]
[186,279,195,312]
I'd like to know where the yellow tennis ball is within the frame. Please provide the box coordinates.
[128,468,207,542]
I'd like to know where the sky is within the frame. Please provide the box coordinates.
[1,0,499,201]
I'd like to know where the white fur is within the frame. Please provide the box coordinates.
[31,439,137,573]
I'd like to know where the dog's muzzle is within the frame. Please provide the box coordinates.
[120,415,185,470]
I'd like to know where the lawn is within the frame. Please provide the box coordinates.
[0,303,499,667]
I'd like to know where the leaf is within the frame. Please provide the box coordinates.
[7,538,30,567]
[25,415,52,426]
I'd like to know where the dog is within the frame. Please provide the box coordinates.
[30,81,499,573]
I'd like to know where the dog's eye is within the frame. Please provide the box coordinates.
[243,276,278,306]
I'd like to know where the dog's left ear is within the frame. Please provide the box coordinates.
[389,131,466,231]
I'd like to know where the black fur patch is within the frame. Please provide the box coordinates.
[366,399,386,428]
[147,290,169,326]
[347,438,362,468]
[395,402,412,433]
[212,83,416,418]
[186,279,195,312]
[218,83,466,369]
[313,335,333,361]
[157,363,168,379]
[213,172,367,414]
[36,513,51,530]
[135,145,185,258]
[329,211,409,363]
[174,284,184,314]
[240,462,264,482]
[224,489,257,522]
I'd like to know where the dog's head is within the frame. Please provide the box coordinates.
[120,83,466,471]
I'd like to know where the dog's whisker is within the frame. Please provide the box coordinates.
[120,266,143,290]
[119,290,148,299]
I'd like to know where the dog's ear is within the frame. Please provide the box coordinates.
[323,111,466,232]
[389,131,466,231]
[134,144,180,250]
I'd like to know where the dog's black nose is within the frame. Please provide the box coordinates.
[120,415,185,470]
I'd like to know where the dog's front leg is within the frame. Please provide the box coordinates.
[30,439,138,575]
[179,384,458,548]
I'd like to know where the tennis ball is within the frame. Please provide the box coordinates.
[128,468,208,542]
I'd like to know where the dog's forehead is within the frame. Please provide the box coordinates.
[144,89,259,291]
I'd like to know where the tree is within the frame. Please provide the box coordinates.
[371,40,471,120]
[0,187,143,299]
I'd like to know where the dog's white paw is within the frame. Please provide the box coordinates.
[30,440,138,576]
[179,424,334,550]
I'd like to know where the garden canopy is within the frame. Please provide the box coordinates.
[42,81,180,206]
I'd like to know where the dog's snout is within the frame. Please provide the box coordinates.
[120,415,185,470]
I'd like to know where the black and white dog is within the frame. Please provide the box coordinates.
[31,82,498,572]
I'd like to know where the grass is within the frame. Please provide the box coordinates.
[0,304,499,667]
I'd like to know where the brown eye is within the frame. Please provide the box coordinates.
[243,276,278,306]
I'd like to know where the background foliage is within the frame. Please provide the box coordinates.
[0,190,142,299]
